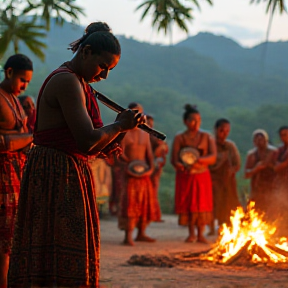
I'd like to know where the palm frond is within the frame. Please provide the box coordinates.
[250,0,287,14]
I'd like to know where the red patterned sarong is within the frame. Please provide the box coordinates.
[175,170,213,226]
[8,146,99,287]
[118,175,159,230]
[0,152,26,254]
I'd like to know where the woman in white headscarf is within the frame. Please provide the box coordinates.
[244,129,277,215]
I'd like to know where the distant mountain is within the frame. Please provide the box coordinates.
[3,21,287,149]
[176,32,288,78]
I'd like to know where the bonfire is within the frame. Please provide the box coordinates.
[200,201,288,265]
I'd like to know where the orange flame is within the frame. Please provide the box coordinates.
[201,202,288,264]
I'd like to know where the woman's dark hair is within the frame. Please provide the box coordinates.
[278,125,288,134]
[68,22,121,56]
[183,104,199,121]
[4,54,33,71]
[214,118,230,129]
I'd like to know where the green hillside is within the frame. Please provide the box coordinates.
[1,22,287,154]
[176,32,288,78]
[2,21,288,212]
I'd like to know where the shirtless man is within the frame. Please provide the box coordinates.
[118,103,158,246]
[0,54,33,288]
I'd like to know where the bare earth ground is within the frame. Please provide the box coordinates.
[99,214,288,288]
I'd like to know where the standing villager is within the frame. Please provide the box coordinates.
[0,54,33,288]
[272,126,288,232]
[8,23,145,288]
[244,129,277,217]
[118,103,158,246]
[171,104,216,243]
[209,118,241,235]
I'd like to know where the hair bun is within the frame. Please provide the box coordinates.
[85,22,111,35]
[184,104,197,112]
[68,22,112,53]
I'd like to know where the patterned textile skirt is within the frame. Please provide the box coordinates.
[118,175,159,230]
[8,145,100,288]
[175,170,213,226]
[0,151,26,254]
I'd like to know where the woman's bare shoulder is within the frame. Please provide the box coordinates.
[268,144,278,152]
[43,71,84,103]
[199,129,213,137]
[225,139,239,149]
[45,71,80,91]
[246,147,257,157]
[173,130,185,140]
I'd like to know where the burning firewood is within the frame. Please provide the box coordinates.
[201,201,288,264]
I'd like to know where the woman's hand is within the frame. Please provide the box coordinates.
[174,162,185,172]
[254,161,267,171]
[116,109,146,132]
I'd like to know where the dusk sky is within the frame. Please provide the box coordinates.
[75,0,288,47]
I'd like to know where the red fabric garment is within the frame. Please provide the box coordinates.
[8,146,99,287]
[0,152,26,254]
[118,174,159,230]
[0,88,28,254]
[174,170,213,214]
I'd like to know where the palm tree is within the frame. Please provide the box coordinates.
[251,0,287,43]
[23,0,85,30]
[250,0,287,74]
[0,6,47,61]
[136,0,213,42]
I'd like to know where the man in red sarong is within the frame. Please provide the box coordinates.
[118,103,159,246]
[0,54,33,288]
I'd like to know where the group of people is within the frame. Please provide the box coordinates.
[0,20,287,288]
[171,106,288,243]
[244,127,288,228]
[101,99,288,250]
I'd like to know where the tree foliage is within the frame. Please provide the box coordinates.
[251,0,287,14]
[0,0,84,60]
[0,7,47,60]
[136,0,212,40]
[23,0,85,30]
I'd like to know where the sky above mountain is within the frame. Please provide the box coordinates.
[75,0,288,47]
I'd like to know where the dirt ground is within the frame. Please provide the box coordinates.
[99,214,288,288]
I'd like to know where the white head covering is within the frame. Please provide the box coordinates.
[252,129,269,142]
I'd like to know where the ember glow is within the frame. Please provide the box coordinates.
[201,202,288,264]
